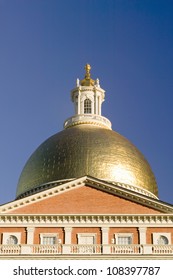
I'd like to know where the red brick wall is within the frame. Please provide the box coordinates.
[9,186,162,214]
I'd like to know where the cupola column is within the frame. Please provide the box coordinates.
[78,90,81,114]
[95,91,98,115]
[98,95,101,115]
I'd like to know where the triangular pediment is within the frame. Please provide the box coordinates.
[0,176,173,214]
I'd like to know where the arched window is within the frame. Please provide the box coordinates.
[157,235,169,245]
[84,98,92,114]
[6,235,18,245]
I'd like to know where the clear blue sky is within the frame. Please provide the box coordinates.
[0,0,173,205]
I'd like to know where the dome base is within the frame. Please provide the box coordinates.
[64,114,112,129]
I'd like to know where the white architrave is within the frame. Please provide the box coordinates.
[1,214,173,227]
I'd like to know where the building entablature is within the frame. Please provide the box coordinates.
[0,214,173,227]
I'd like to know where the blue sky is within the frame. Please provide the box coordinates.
[0,0,173,205]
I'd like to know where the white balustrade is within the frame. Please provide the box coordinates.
[0,245,21,254]
[110,245,143,254]
[32,244,62,254]
[152,245,173,254]
[0,244,173,255]
[70,244,102,254]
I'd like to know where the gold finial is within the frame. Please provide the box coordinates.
[80,64,95,86]
[85,64,91,79]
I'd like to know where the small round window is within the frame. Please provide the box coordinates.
[157,235,168,245]
[6,235,18,245]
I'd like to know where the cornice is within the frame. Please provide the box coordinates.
[0,214,173,227]
[1,176,173,214]
[84,178,173,213]
[0,177,86,213]
[85,177,173,213]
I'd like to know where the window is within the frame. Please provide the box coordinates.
[42,236,56,245]
[40,233,58,245]
[117,236,132,245]
[152,233,171,245]
[157,235,169,245]
[77,233,96,245]
[84,98,92,114]
[3,232,21,245]
[78,235,95,245]
[115,233,133,245]
[6,235,18,245]
[40,234,58,245]
[77,233,97,254]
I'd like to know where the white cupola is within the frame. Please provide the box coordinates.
[64,64,112,130]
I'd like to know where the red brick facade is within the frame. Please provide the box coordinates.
[8,185,162,214]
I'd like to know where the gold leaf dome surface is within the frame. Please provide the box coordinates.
[16,124,158,199]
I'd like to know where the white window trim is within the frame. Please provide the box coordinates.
[114,233,133,245]
[77,233,97,244]
[3,232,21,245]
[81,94,94,114]
[152,233,171,245]
[40,233,59,245]
[84,98,92,114]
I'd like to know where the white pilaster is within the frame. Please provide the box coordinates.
[138,227,147,244]
[26,227,35,244]
[63,227,73,254]
[101,227,110,254]
[99,96,102,115]
[64,227,72,244]
[101,227,109,244]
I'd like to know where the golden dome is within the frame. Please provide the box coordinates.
[16,124,158,199]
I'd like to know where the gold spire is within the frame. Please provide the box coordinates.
[80,64,95,86]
